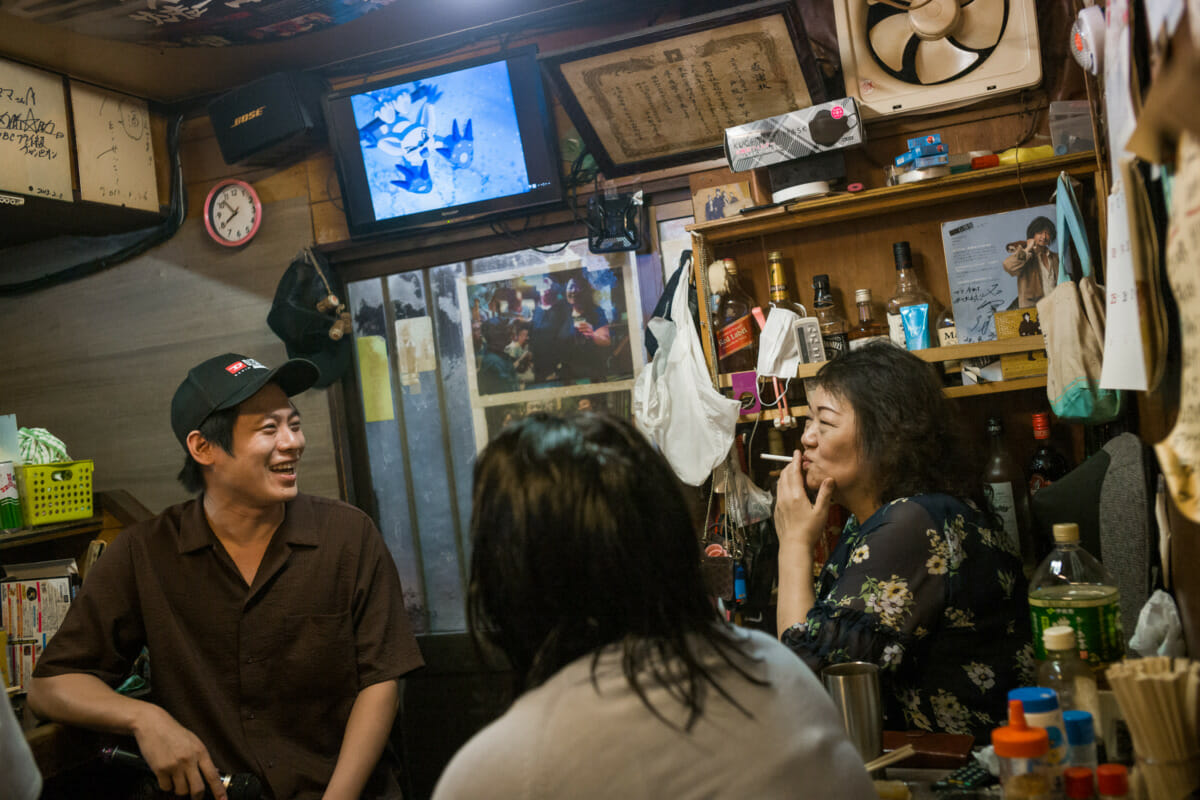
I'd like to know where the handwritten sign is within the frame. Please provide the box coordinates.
[0,59,72,202]
[1155,132,1200,522]
[70,81,158,212]
[941,204,1058,343]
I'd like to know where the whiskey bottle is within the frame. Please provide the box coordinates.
[812,274,849,360]
[885,241,940,349]
[716,257,758,373]
[767,250,792,306]
[1028,412,1071,495]
[984,416,1036,574]
[848,288,889,350]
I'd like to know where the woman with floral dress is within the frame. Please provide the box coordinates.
[775,342,1034,741]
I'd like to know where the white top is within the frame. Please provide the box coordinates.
[432,627,876,800]
[2,694,42,800]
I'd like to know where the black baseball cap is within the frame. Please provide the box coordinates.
[170,353,319,447]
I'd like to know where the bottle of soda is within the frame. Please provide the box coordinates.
[716,257,758,374]
[1028,523,1124,669]
[1028,412,1070,495]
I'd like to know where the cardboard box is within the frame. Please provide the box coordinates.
[724,97,863,172]
[994,307,1048,379]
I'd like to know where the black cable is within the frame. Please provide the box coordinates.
[0,113,188,296]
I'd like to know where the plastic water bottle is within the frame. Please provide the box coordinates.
[1063,710,1098,772]
[1028,523,1124,668]
[1037,625,1101,727]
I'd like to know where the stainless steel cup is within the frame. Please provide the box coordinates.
[821,661,883,763]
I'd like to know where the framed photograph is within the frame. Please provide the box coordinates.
[481,388,634,444]
[458,254,643,449]
[689,167,754,222]
[539,0,826,177]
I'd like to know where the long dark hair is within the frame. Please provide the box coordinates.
[813,342,990,512]
[467,413,760,729]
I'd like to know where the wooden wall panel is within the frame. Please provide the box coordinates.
[0,130,338,514]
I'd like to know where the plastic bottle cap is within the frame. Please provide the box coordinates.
[992,699,1050,758]
[768,251,782,261]
[1063,710,1095,746]
[1053,523,1081,543]
[855,289,872,303]
[1009,687,1060,714]
[1044,625,1077,651]
[1096,763,1129,795]
[1064,766,1096,798]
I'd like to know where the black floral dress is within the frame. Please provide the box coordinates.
[781,494,1035,741]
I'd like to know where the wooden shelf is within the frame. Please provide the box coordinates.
[0,514,103,551]
[735,375,1047,424]
[718,337,1045,387]
[687,151,1098,244]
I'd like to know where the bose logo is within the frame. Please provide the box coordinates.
[231,106,266,128]
[0,193,25,207]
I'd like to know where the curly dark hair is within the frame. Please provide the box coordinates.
[811,341,989,511]
[467,412,763,730]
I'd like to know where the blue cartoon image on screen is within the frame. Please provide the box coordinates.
[351,60,531,221]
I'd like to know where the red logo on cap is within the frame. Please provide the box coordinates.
[225,360,249,375]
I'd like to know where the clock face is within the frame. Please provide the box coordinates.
[204,180,262,247]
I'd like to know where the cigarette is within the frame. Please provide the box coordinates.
[760,453,794,463]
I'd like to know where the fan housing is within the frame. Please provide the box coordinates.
[834,0,1042,119]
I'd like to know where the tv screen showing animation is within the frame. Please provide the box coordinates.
[325,46,562,239]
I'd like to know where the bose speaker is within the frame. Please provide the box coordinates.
[207,72,328,167]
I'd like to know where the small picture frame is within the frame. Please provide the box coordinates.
[689,167,754,222]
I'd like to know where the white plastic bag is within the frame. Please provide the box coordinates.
[633,265,740,486]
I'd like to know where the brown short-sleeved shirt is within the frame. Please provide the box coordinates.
[35,494,424,799]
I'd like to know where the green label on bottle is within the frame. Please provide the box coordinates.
[1029,592,1125,666]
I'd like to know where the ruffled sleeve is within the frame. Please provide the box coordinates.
[781,499,949,676]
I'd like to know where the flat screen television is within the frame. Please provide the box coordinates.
[323,46,563,240]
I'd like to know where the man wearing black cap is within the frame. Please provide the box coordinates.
[28,353,423,800]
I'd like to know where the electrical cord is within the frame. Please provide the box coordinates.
[0,113,188,296]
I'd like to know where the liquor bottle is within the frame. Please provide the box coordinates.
[936,306,963,384]
[848,288,889,350]
[716,257,758,373]
[767,250,792,306]
[1028,522,1124,668]
[984,416,1036,574]
[885,241,940,349]
[812,274,849,360]
[1028,412,1071,495]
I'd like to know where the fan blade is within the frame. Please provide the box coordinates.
[869,11,917,74]
[914,37,980,84]
[954,0,1007,51]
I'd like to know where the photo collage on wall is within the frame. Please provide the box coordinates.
[459,250,642,450]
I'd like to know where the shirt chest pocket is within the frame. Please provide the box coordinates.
[277,612,357,696]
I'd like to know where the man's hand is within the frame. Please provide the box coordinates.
[132,704,227,800]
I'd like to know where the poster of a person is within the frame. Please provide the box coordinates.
[941,204,1059,343]
[1002,215,1059,309]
